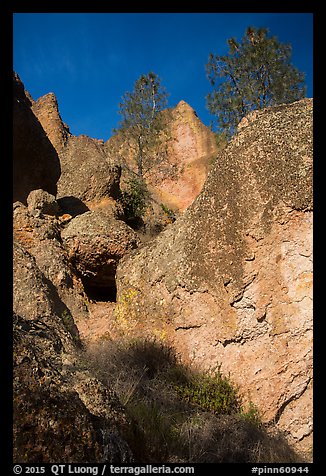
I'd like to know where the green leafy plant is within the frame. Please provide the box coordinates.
[160,203,176,223]
[120,176,149,222]
[60,309,81,345]
[240,401,262,427]
[173,371,240,415]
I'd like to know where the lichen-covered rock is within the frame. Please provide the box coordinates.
[32,92,122,217]
[13,241,81,352]
[56,135,122,206]
[13,201,89,324]
[12,76,138,464]
[13,73,61,203]
[61,210,140,293]
[27,189,60,216]
[13,311,134,463]
[13,243,134,463]
[115,99,313,459]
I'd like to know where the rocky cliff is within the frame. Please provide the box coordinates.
[31,90,218,227]
[31,92,122,218]
[155,100,219,211]
[13,73,61,203]
[13,238,135,463]
[12,72,313,462]
[114,99,313,458]
[13,75,139,462]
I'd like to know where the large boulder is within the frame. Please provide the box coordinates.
[114,99,313,458]
[13,73,61,203]
[13,241,77,346]
[56,134,121,207]
[27,189,61,216]
[61,211,140,298]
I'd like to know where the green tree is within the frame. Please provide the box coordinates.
[206,26,306,138]
[116,71,169,179]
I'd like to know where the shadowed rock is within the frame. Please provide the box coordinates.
[13,241,134,463]
[27,189,60,216]
[61,210,140,296]
[31,91,121,213]
[13,73,61,203]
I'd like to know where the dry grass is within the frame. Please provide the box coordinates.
[83,338,302,463]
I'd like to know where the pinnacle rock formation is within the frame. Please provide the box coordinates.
[155,100,219,211]
[31,92,121,217]
[13,73,61,203]
[114,98,313,457]
[31,82,217,229]
[13,74,140,462]
[106,100,218,214]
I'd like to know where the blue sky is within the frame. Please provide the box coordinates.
[13,13,313,141]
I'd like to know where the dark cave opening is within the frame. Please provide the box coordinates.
[82,281,117,303]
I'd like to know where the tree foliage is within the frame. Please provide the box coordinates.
[206,26,306,138]
[116,72,169,178]
[120,176,149,224]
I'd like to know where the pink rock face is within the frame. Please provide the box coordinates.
[106,100,219,213]
[115,99,313,459]
[150,101,219,212]
[196,210,313,448]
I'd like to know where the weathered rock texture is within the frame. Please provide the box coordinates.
[115,99,313,458]
[56,135,121,207]
[31,91,70,151]
[13,200,88,324]
[12,75,141,463]
[31,88,217,232]
[27,189,61,216]
[155,100,219,211]
[32,92,121,217]
[61,210,140,295]
[13,73,61,203]
[13,239,135,463]
[13,71,313,461]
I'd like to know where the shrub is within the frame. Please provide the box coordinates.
[240,401,263,427]
[84,338,302,463]
[160,203,176,223]
[120,177,149,222]
[173,371,240,415]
